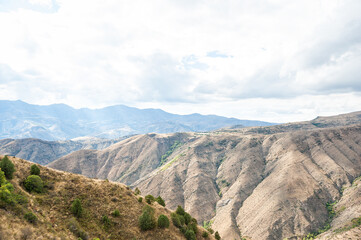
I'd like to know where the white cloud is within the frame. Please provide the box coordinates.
[0,0,360,121]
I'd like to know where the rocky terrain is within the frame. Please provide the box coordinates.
[0,100,273,140]
[0,137,125,165]
[0,156,213,240]
[48,111,361,240]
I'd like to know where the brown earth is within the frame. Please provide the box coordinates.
[46,111,361,239]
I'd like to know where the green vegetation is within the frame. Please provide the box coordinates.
[24,212,37,224]
[171,212,182,228]
[202,231,209,238]
[176,205,186,215]
[134,187,141,195]
[30,164,40,175]
[185,229,196,240]
[160,153,183,171]
[138,197,143,203]
[155,196,165,206]
[101,215,111,229]
[145,194,155,204]
[71,198,83,218]
[139,205,156,231]
[0,156,15,179]
[159,141,182,166]
[112,209,120,217]
[157,214,170,228]
[171,205,203,239]
[24,175,43,193]
[0,169,16,205]
[68,217,89,240]
[215,231,221,240]
[334,216,361,233]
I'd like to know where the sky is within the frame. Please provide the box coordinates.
[0,0,361,123]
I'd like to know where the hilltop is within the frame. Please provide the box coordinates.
[0,156,215,240]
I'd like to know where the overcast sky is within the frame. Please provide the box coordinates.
[0,0,360,122]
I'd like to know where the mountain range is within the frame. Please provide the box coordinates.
[0,100,274,140]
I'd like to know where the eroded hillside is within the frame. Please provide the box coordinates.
[47,111,361,240]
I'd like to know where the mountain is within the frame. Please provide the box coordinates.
[0,156,214,240]
[48,111,361,239]
[0,137,126,165]
[0,100,274,140]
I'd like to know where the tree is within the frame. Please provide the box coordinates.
[176,205,185,216]
[185,229,196,240]
[71,198,83,218]
[145,194,155,204]
[24,175,43,193]
[0,156,15,179]
[157,214,170,228]
[215,231,221,240]
[155,196,165,206]
[30,164,40,175]
[139,206,156,231]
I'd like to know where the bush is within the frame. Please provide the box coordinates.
[179,215,185,226]
[30,164,40,175]
[155,196,165,206]
[24,175,43,193]
[0,169,15,205]
[188,222,198,234]
[176,205,185,215]
[24,212,37,224]
[171,213,182,228]
[101,215,111,229]
[215,231,221,240]
[185,229,196,240]
[184,212,192,225]
[202,231,209,238]
[158,214,170,228]
[112,209,120,217]
[134,187,141,195]
[0,156,15,179]
[207,227,214,234]
[145,195,155,204]
[139,207,156,231]
[138,197,143,203]
[71,198,83,218]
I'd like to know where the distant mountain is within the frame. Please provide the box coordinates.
[0,136,126,165]
[0,100,275,140]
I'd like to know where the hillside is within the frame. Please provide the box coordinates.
[48,111,361,240]
[0,156,214,240]
[0,100,274,140]
[0,137,126,165]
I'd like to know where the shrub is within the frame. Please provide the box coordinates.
[67,218,89,240]
[24,175,43,193]
[171,212,182,228]
[24,212,37,224]
[101,215,111,229]
[71,198,83,218]
[112,209,120,217]
[202,231,209,238]
[185,229,196,240]
[188,222,198,234]
[0,169,15,205]
[138,197,143,203]
[134,187,141,195]
[158,214,170,228]
[0,169,5,186]
[179,215,185,226]
[184,212,192,225]
[0,156,15,179]
[155,196,165,206]
[139,207,156,231]
[215,231,221,240]
[145,195,155,204]
[207,228,214,234]
[30,164,40,175]
[176,205,185,215]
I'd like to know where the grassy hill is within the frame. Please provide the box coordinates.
[0,156,214,240]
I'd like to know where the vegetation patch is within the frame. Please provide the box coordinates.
[160,154,183,172]
[159,141,182,166]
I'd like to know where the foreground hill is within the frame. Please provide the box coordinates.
[0,156,214,240]
[48,111,361,239]
[0,100,273,140]
[0,137,126,165]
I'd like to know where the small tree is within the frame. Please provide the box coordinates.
[171,212,182,228]
[30,164,40,175]
[139,206,156,231]
[215,231,221,240]
[185,229,196,240]
[24,175,43,193]
[0,156,15,179]
[112,209,120,217]
[24,212,37,224]
[71,198,83,218]
[158,214,170,228]
[101,215,111,229]
[176,205,185,215]
[134,187,141,195]
[155,196,165,206]
[145,195,155,204]
[184,212,192,225]
[202,231,209,238]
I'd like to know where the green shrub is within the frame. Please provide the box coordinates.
[145,195,155,204]
[101,215,111,229]
[179,215,185,226]
[0,169,5,186]
[215,231,221,240]
[0,169,15,205]
[188,222,198,234]
[158,214,170,228]
[176,205,185,215]
[207,228,214,234]
[138,197,143,203]
[71,198,83,218]
[134,187,141,195]
[24,175,43,193]
[171,212,182,228]
[24,212,37,224]
[202,231,209,238]
[112,209,120,217]
[0,156,15,179]
[139,206,156,231]
[155,196,165,206]
[30,164,40,175]
[185,229,196,240]
[184,212,192,225]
